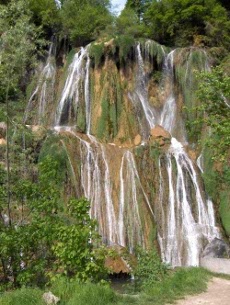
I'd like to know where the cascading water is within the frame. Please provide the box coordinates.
[54,0,61,9]
[55,47,89,126]
[27,39,222,266]
[118,150,155,252]
[134,45,220,266]
[24,42,56,124]
[159,50,177,135]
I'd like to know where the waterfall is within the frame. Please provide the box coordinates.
[54,0,61,9]
[55,46,92,131]
[159,50,177,134]
[55,47,88,126]
[119,151,143,252]
[49,41,220,266]
[64,131,118,245]
[134,45,220,266]
[24,42,56,124]
[85,55,91,134]
[129,44,157,138]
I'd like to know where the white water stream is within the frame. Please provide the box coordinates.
[24,42,56,124]
[135,45,220,266]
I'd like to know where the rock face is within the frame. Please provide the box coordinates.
[105,256,131,274]
[43,292,60,304]
[0,122,6,138]
[0,138,6,146]
[202,238,230,258]
[149,125,171,146]
[134,134,142,146]
[104,245,136,274]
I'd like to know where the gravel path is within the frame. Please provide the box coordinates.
[175,277,230,305]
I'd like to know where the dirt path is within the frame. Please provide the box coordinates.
[175,277,230,305]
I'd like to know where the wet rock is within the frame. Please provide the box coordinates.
[149,125,171,147]
[202,238,230,258]
[134,134,142,146]
[0,122,6,138]
[43,291,60,304]
[0,138,6,146]
[187,148,197,162]
[150,125,171,139]
[105,256,131,274]
[104,245,136,274]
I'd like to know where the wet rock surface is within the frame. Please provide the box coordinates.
[202,238,230,258]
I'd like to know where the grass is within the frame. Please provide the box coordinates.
[0,288,44,305]
[139,267,211,305]
[0,267,212,305]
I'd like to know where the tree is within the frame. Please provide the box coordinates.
[27,0,61,33]
[195,67,230,238]
[196,67,230,161]
[60,0,113,45]
[115,7,145,37]
[143,0,230,48]
[0,0,42,231]
[125,0,150,21]
[218,0,230,11]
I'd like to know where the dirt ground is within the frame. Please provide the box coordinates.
[175,277,230,305]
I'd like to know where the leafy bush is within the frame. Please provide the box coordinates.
[134,248,169,287]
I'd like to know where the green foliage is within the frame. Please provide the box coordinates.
[196,67,230,161]
[115,8,145,38]
[0,153,106,287]
[201,147,230,237]
[0,0,42,103]
[66,282,118,305]
[89,43,105,66]
[142,267,210,305]
[220,188,230,236]
[60,0,112,45]
[125,0,150,21]
[143,0,230,48]
[27,0,61,31]
[134,248,168,287]
[0,268,212,305]
[202,147,219,199]
[52,198,105,281]
[114,35,135,62]
[97,89,109,140]
[39,134,67,179]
